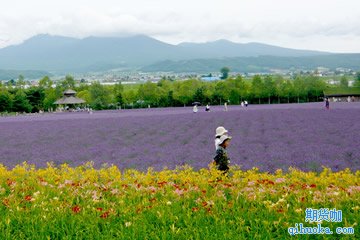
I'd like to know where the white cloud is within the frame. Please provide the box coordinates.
[0,0,359,52]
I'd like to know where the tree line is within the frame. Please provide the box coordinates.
[0,73,359,113]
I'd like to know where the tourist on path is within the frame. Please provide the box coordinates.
[193,105,198,113]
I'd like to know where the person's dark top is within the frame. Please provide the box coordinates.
[214,146,230,171]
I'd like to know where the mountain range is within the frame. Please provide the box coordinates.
[142,54,360,73]
[0,34,359,75]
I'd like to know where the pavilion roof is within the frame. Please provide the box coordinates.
[54,96,85,105]
[63,89,77,95]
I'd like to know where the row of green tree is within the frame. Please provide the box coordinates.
[1,74,359,113]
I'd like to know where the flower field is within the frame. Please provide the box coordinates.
[0,102,360,172]
[0,102,359,238]
[0,163,359,239]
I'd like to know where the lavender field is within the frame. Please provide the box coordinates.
[0,102,359,172]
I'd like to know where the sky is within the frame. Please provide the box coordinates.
[0,0,360,52]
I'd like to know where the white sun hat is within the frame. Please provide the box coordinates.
[218,135,232,145]
[215,126,228,137]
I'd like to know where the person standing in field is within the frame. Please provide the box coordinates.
[193,105,198,113]
[325,97,330,110]
[205,104,210,112]
[215,126,229,150]
[241,101,244,108]
[224,102,228,111]
[244,100,248,107]
[213,135,232,173]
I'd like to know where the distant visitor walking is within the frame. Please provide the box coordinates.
[213,135,232,173]
[224,102,228,111]
[244,100,248,107]
[325,97,330,110]
[193,105,198,113]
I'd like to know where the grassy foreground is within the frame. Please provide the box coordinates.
[0,163,359,239]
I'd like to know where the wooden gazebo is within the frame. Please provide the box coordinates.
[54,89,86,106]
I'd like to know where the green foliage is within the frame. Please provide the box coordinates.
[355,72,360,87]
[293,76,307,103]
[138,81,159,104]
[263,75,276,104]
[0,74,331,113]
[173,79,202,106]
[0,90,12,112]
[276,78,294,103]
[166,90,175,107]
[26,87,45,112]
[89,82,111,110]
[16,75,26,88]
[123,90,137,105]
[340,76,349,88]
[6,79,16,86]
[251,75,265,104]
[60,75,76,89]
[220,67,230,79]
[356,72,360,81]
[113,83,124,92]
[12,90,32,113]
[43,88,59,111]
[115,93,124,106]
[304,76,326,101]
[77,90,91,104]
[193,87,206,103]
[39,76,53,89]
[213,81,229,104]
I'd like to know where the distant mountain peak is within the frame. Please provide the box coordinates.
[211,39,234,43]
[178,39,234,46]
[26,34,75,41]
